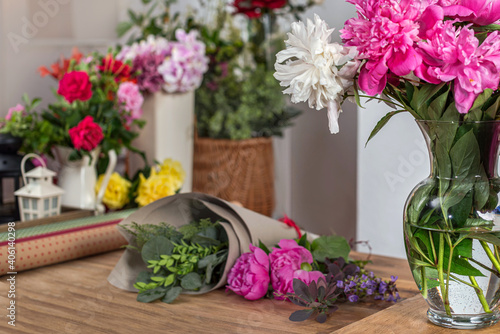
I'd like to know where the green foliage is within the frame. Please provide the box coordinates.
[311,236,351,263]
[124,218,228,304]
[196,65,299,139]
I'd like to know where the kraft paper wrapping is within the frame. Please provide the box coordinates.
[108,193,310,293]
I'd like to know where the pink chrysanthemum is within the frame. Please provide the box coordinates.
[340,0,424,95]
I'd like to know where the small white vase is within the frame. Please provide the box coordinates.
[55,146,117,213]
[128,91,194,192]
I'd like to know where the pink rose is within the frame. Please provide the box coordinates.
[269,239,314,299]
[68,116,104,151]
[58,71,92,104]
[117,82,144,124]
[226,244,270,300]
[6,104,25,120]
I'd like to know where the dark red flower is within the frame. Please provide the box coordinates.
[57,71,92,104]
[68,116,104,151]
[233,0,287,18]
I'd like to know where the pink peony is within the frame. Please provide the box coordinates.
[441,0,500,26]
[117,82,144,124]
[269,239,314,299]
[68,116,104,151]
[415,19,500,113]
[226,244,270,300]
[6,104,25,121]
[341,0,424,95]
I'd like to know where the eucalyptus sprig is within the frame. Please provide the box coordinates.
[123,218,229,304]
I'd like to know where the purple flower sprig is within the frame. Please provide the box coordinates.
[287,257,400,323]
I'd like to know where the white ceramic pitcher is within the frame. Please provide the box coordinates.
[55,146,117,213]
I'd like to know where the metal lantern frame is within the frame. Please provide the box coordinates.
[14,154,64,221]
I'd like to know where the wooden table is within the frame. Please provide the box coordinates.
[0,250,498,333]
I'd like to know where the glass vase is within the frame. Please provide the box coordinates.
[404,120,500,329]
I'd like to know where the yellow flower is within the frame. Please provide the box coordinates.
[157,158,185,190]
[95,172,131,210]
[135,169,179,207]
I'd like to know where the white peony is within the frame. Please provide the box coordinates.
[274,14,358,134]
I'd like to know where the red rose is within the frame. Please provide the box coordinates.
[233,0,287,18]
[99,54,131,82]
[68,116,104,151]
[57,71,92,103]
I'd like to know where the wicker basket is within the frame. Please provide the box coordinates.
[193,137,275,216]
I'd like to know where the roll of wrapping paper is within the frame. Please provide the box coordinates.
[0,209,135,276]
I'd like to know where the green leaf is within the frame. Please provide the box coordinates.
[116,21,134,37]
[440,103,460,122]
[258,241,271,255]
[141,236,175,263]
[365,110,404,146]
[467,233,500,247]
[162,287,182,304]
[137,287,166,303]
[411,83,446,111]
[448,257,484,277]
[150,276,165,283]
[414,229,436,263]
[443,181,472,215]
[164,274,175,287]
[408,183,434,225]
[435,140,451,194]
[198,254,216,269]
[484,96,500,120]
[311,236,350,262]
[454,238,473,258]
[428,88,449,120]
[449,129,480,180]
[136,271,154,284]
[180,272,202,290]
[471,89,493,110]
[448,190,472,228]
[474,167,490,210]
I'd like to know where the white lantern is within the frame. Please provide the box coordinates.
[14,154,64,221]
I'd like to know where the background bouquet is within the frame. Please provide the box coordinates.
[117,29,209,95]
[37,48,146,165]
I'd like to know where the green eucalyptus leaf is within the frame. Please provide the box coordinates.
[180,272,202,290]
[141,236,175,263]
[198,254,217,269]
[162,287,182,304]
[137,287,166,303]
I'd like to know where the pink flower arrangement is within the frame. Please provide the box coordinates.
[118,30,209,94]
[275,0,500,133]
[226,239,325,301]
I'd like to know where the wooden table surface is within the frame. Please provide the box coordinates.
[0,249,498,333]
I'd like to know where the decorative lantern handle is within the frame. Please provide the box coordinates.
[20,153,46,186]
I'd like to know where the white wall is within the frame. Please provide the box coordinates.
[357,100,429,258]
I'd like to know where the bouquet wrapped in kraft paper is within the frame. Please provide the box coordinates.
[108,193,314,293]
